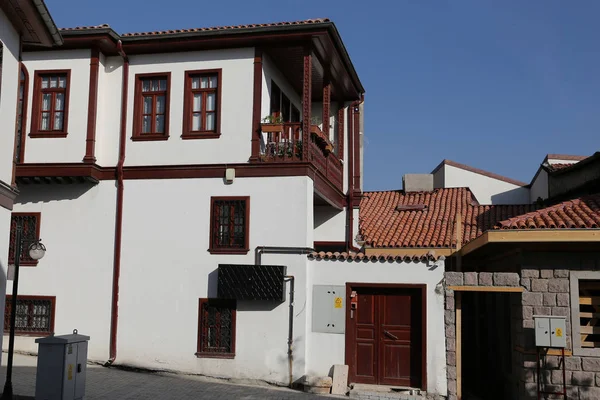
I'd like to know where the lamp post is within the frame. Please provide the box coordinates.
[1,220,46,400]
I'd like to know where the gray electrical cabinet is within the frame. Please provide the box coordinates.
[534,315,567,348]
[35,330,90,400]
[312,285,345,334]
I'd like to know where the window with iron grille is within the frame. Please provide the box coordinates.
[30,70,71,137]
[578,280,600,349]
[8,213,41,266]
[4,296,55,336]
[196,298,236,358]
[209,197,249,254]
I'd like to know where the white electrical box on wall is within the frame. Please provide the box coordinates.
[534,315,567,348]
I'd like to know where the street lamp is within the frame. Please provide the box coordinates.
[1,220,46,400]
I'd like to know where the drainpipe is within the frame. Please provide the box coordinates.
[108,40,129,365]
[346,96,364,253]
[254,246,314,388]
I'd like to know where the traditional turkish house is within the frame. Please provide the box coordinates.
[0,0,63,358]
[362,154,600,399]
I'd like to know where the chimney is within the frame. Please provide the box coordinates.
[403,174,434,193]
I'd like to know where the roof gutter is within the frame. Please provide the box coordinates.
[31,0,63,45]
[107,41,129,365]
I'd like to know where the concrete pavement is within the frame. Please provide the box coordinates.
[0,353,334,399]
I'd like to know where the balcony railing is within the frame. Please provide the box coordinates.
[258,122,343,190]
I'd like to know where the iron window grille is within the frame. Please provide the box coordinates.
[209,197,249,254]
[9,213,41,266]
[4,296,55,336]
[579,280,600,348]
[196,298,236,358]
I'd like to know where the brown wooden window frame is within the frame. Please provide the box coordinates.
[15,64,30,163]
[132,72,171,141]
[8,212,41,266]
[182,69,222,140]
[29,70,71,138]
[209,196,250,255]
[196,298,236,359]
[4,295,56,336]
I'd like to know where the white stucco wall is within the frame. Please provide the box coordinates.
[123,48,254,166]
[115,176,314,384]
[0,9,20,184]
[95,54,122,167]
[5,182,117,361]
[21,49,91,164]
[529,168,548,202]
[441,164,530,205]
[306,258,447,395]
[314,206,345,243]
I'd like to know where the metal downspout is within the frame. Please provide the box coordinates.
[347,98,363,253]
[108,41,129,365]
[254,246,314,388]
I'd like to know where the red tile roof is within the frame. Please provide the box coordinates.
[309,252,438,262]
[60,24,111,31]
[360,188,600,249]
[431,159,528,187]
[120,18,330,37]
[546,154,588,161]
[546,163,577,172]
[494,194,600,229]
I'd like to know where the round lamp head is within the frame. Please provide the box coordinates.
[28,241,46,261]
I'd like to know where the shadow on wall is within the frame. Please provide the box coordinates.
[314,206,342,230]
[15,183,96,204]
[490,187,530,205]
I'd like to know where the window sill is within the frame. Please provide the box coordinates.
[195,352,235,359]
[131,135,169,142]
[29,132,68,138]
[9,261,39,267]
[208,248,250,255]
[181,132,221,140]
[4,331,53,337]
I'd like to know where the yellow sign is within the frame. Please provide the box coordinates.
[68,364,73,381]
[556,328,563,338]
[334,297,343,308]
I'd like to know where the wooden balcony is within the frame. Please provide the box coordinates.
[256,122,343,191]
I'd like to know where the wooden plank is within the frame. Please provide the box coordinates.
[579,297,600,305]
[580,326,600,335]
[448,286,524,293]
[579,312,600,319]
[456,292,462,400]
[581,342,600,348]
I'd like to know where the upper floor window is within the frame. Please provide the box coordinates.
[30,70,71,138]
[182,69,222,139]
[4,295,55,336]
[9,213,41,266]
[15,66,29,163]
[132,73,171,141]
[270,81,299,123]
[209,197,249,254]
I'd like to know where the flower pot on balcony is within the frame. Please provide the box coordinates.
[261,123,284,133]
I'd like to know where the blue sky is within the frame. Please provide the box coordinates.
[47,0,600,191]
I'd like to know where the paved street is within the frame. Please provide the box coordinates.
[0,353,334,399]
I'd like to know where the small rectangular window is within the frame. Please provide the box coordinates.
[196,298,236,358]
[4,296,55,336]
[182,69,222,139]
[209,197,249,254]
[9,213,41,266]
[30,70,70,137]
[132,73,171,141]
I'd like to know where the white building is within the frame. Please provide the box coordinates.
[2,9,448,397]
[0,0,62,362]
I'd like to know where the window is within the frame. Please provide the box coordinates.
[132,73,171,141]
[30,70,70,137]
[15,65,29,163]
[209,197,249,254]
[8,213,41,266]
[270,81,299,123]
[4,296,55,336]
[571,272,600,356]
[196,298,236,358]
[182,69,222,139]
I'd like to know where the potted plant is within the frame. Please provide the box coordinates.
[261,115,284,133]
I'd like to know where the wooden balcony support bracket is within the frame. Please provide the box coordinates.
[83,47,100,163]
[302,46,312,161]
[322,78,331,137]
[250,47,263,162]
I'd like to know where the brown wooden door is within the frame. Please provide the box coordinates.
[348,287,423,388]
